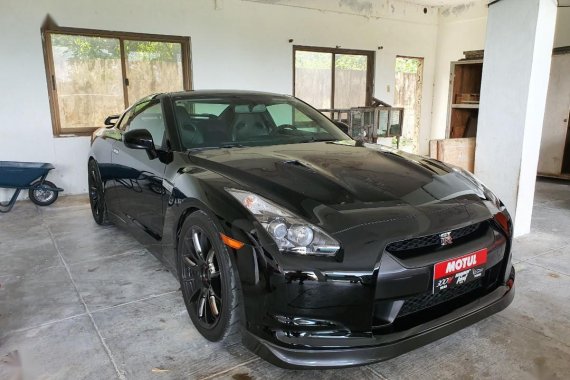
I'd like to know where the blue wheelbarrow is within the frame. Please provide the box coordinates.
[0,161,64,213]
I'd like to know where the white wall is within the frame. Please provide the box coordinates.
[0,0,439,201]
[431,1,570,141]
[430,1,488,141]
[554,8,570,48]
[475,0,557,237]
[537,53,570,175]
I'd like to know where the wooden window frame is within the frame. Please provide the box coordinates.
[41,25,192,136]
[292,45,375,108]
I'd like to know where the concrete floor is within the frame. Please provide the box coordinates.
[1,179,570,379]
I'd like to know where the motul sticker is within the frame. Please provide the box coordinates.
[433,249,487,293]
[434,249,488,280]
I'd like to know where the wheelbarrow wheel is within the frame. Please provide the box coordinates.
[29,180,59,206]
[88,160,110,225]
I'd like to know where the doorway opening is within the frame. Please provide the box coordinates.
[562,112,570,175]
[394,56,424,153]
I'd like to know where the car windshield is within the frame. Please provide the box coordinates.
[172,94,350,150]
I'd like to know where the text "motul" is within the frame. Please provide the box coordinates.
[446,254,477,274]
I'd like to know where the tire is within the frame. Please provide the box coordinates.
[29,180,59,206]
[88,160,110,225]
[177,210,242,342]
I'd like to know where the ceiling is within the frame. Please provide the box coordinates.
[400,0,479,6]
[406,0,570,6]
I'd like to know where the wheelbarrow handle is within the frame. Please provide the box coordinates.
[0,188,22,213]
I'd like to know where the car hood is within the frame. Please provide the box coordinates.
[186,141,496,236]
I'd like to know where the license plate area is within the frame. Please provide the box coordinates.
[433,249,487,293]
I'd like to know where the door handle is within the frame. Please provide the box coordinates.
[112,148,119,154]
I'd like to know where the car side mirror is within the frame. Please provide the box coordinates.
[334,121,350,135]
[124,129,158,159]
[104,114,120,127]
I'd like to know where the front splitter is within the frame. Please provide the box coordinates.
[243,284,515,369]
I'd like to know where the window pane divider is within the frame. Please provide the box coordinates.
[331,52,336,110]
[119,38,129,108]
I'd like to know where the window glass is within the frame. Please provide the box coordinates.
[50,34,124,132]
[294,109,312,123]
[124,40,184,105]
[267,104,293,126]
[293,47,373,113]
[192,103,229,117]
[173,96,348,150]
[267,104,318,132]
[334,54,367,109]
[44,29,190,135]
[133,101,151,115]
[294,51,332,109]
[116,109,133,130]
[127,102,166,147]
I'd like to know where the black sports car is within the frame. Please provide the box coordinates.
[88,90,515,369]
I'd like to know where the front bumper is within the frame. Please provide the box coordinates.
[243,282,515,369]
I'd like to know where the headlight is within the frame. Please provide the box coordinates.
[226,188,340,256]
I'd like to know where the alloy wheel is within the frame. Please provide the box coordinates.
[89,168,102,217]
[180,226,223,328]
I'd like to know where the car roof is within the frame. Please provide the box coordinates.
[158,90,293,99]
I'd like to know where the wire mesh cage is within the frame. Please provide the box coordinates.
[321,106,404,144]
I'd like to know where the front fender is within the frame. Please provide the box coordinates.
[161,168,260,274]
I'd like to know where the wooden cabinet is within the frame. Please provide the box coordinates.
[446,60,483,139]
[430,59,482,173]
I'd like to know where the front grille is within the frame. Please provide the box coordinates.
[397,278,483,317]
[395,262,502,323]
[386,222,482,253]
[372,258,505,334]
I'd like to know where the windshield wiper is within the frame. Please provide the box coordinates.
[220,143,245,148]
[298,137,338,144]
[187,143,245,152]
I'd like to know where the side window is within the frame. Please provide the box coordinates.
[126,101,166,148]
[116,109,133,131]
